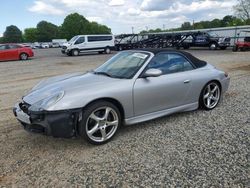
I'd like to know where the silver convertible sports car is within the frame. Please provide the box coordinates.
[13,49,230,144]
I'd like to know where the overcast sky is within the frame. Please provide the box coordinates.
[0,0,237,36]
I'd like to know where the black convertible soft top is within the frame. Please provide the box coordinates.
[135,48,207,68]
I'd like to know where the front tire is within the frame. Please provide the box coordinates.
[71,49,79,56]
[79,101,121,145]
[209,43,218,50]
[199,81,221,110]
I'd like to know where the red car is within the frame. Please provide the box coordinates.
[0,44,34,61]
[232,31,250,52]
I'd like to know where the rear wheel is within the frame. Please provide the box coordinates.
[199,81,221,110]
[105,47,111,54]
[71,49,79,56]
[79,101,121,145]
[20,53,28,60]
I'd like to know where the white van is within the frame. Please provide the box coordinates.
[61,35,115,56]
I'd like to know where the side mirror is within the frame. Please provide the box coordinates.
[143,68,162,78]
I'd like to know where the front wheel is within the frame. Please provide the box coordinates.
[71,49,79,56]
[199,81,221,110]
[79,101,121,145]
[209,43,217,50]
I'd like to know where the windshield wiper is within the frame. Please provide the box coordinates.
[93,71,113,77]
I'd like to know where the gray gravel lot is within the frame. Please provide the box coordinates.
[0,48,249,187]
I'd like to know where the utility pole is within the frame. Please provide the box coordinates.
[132,26,134,34]
[163,24,165,31]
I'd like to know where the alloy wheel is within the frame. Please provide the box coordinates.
[203,82,220,109]
[86,106,119,143]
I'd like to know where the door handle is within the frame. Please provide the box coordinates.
[184,80,190,84]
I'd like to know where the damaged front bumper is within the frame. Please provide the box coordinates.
[13,102,81,138]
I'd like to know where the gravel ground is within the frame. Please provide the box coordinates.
[0,48,249,187]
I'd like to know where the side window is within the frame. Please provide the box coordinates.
[75,37,85,44]
[9,45,20,49]
[0,45,6,50]
[147,53,194,75]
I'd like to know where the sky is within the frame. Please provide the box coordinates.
[0,0,237,36]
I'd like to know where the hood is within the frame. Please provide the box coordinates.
[23,72,121,105]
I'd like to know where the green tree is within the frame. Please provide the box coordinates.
[89,22,111,34]
[2,25,23,43]
[61,13,90,40]
[234,0,250,21]
[37,21,59,42]
[23,28,38,42]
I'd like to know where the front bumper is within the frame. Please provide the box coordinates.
[13,102,81,138]
[218,42,231,47]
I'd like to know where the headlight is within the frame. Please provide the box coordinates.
[29,91,64,111]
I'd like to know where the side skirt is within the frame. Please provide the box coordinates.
[124,102,198,125]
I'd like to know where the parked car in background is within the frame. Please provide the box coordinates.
[52,42,60,48]
[232,31,250,52]
[0,44,34,61]
[52,39,67,47]
[180,31,231,50]
[13,49,230,144]
[40,43,49,48]
[61,35,115,56]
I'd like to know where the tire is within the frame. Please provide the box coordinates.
[220,46,227,50]
[20,53,28,60]
[79,101,121,145]
[105,47,111,54]
[71,49,79,56]
[232,45,238,52]
[98,51,104,54]
[209,43,218,50]
[199,81,221,110]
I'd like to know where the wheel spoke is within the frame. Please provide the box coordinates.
[100,128,107,140]
[207,85,211,93]
[87,124,99,135]
[207,98,211,107]
[203,92,210,99]
[211,86,218,93]
[106,120,118,127]
[90,113,102,122]
[103,107,111,120]
[211,96,218,101]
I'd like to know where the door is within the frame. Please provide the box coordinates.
[133,52,194,116]
[0,45,8,61]
[74,36,86,51]
[6,45,20,60]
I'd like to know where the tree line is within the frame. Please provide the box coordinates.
[140,15,250,34]
[141,0,250,33]
[0,13,111,43]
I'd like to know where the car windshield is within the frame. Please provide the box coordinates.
[69,36,78,43]
[94,51,150,79]
[208,32,219,37]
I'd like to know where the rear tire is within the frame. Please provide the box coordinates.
[20,53,28,60]
[79,101,121,145]
[199,81,221,110]
[105,47,111,54]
